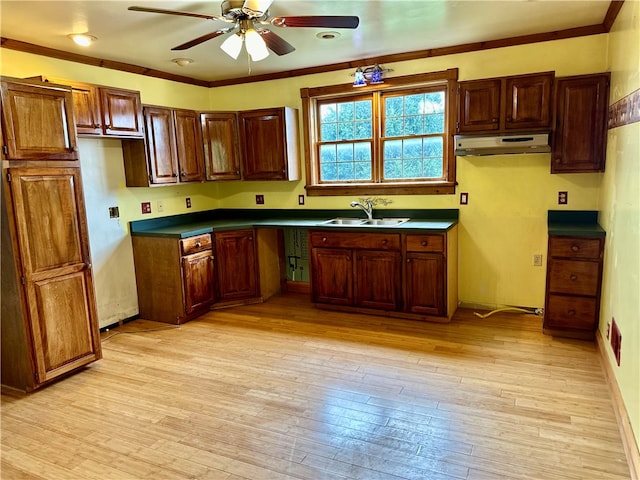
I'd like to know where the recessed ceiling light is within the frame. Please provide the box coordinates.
[171,58,194,67]
[68,33,97,47]
[316,31,341,40]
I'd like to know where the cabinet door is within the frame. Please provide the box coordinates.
[201,112,241,180]
[505,73,552,130]
[239,108,288,180]
[100,87,144,137]
[405,252,445,315]
[174,109,205,182]
[310,247,353,305]
[355,250,401,311]
[0,79,78,160]
[457,79,501,133]
[182,250,215,313]
[68,82,102,135]
[215,230,258,301]
[144,106,179,184]
[7,167,101,384]
[551,74,609,173]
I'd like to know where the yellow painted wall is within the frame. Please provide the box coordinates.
[600,0,640,453]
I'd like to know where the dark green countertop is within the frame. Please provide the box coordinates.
[548,210,606,238]
[130,208,459,238]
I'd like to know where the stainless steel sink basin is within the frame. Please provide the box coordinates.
[362,218,410,226]
[321,217,366,225]
[321,217,410,226]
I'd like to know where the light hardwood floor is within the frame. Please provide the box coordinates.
[1,293,630,479]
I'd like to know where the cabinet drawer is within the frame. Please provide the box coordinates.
[309,231,400,250]
[545,294,597,330]
[405,234,444,253]
[181,234,212,255]
[548,259,600,296]
[548,236,602,259]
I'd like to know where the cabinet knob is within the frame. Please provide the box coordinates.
[382,239,388,245]
[195,242,201,248]
[567,309,576,316]
[322,237,327,243]
[421,240,428,246]
[571,245,579,252]
[555,158,561,164]
[570,274,578,281]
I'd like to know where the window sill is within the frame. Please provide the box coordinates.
[305,183,456,196]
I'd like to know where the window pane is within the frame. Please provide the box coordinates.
[404,116,424,135]
[355,100,372,120]
[384,160,403,179]
[404,94,424,115]
[320,103,337,122]
[321,163,337,181]
[354,142,371,161]
[384,140,403,160]
[338,122,355,140]
[321,123,337,142]
[355,162,372,180]
[337,162,354,180]
[403,138,423,159]
[425,113,444,133]
[337,102,354,122]
[337,143,354,161]
[355,120,372,139]
[385,117,403,137]
[385,96,403,117]
[319,144,336,163]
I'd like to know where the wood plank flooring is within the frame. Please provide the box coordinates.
[1,293,630,479]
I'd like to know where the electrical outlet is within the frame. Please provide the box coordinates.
[533,254,543,266]
[108,206,119,218]
[185,197,191,208]
[298,194,305,205]
[558,191,568,205]
[256,194,265,205]
[460,192,468,205]
[157,200,164,212]
[141,202,151,214]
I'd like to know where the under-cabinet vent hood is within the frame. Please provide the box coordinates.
[455,133,550,156]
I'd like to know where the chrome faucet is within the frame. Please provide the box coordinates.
[350,198,374,219]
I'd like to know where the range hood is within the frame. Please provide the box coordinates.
[455,133,550,156]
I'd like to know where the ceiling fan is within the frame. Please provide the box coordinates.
[128,0,360,62]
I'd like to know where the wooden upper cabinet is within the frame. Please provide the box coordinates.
[100,86,144,137]
[457,79,501,133]
[61,81,144,138]
[201,112,241,181]
[0,77,78,160]
[122,106,205,186]
[505,73,553,131]
[457,72,554,134]
[239,107,300,181]
[144,106,179,185]
[551,73,610,173]
[174,109,205,182]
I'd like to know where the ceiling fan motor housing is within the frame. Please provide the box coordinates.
[221,0,268,21]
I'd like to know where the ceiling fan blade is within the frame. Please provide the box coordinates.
[128,6,225,21]
[172,30,229,51]
[242,0,274,17]
[259,29,295,56]
[270,15,360,29]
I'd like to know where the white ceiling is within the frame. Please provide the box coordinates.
[0,1,613,84]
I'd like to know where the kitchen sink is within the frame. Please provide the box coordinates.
[321,217,410,226]
[321,217,367,225]
[362,218,410,226]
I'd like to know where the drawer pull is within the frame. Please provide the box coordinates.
[195,242,201,248]
[571,245,580,252]
[382,239,388,245]
[567,309,576,316]
[322,237,327,243]
[421,240,428,246]
[570,274,578,281]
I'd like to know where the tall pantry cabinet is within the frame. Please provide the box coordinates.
[1,76,102,392]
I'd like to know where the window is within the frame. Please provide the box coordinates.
[301,69,458,196]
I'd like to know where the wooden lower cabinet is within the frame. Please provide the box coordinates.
[132,233,215,324]
[215,229,259,303]
[1,167,102,392]
[310,228,457,322]
[543,235,604,339]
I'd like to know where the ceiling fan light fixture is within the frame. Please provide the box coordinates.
[244,29,269,61]
[220,32,244,60]
[68,33,96,47]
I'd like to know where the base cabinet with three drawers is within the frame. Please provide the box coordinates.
[543,235,605,339]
